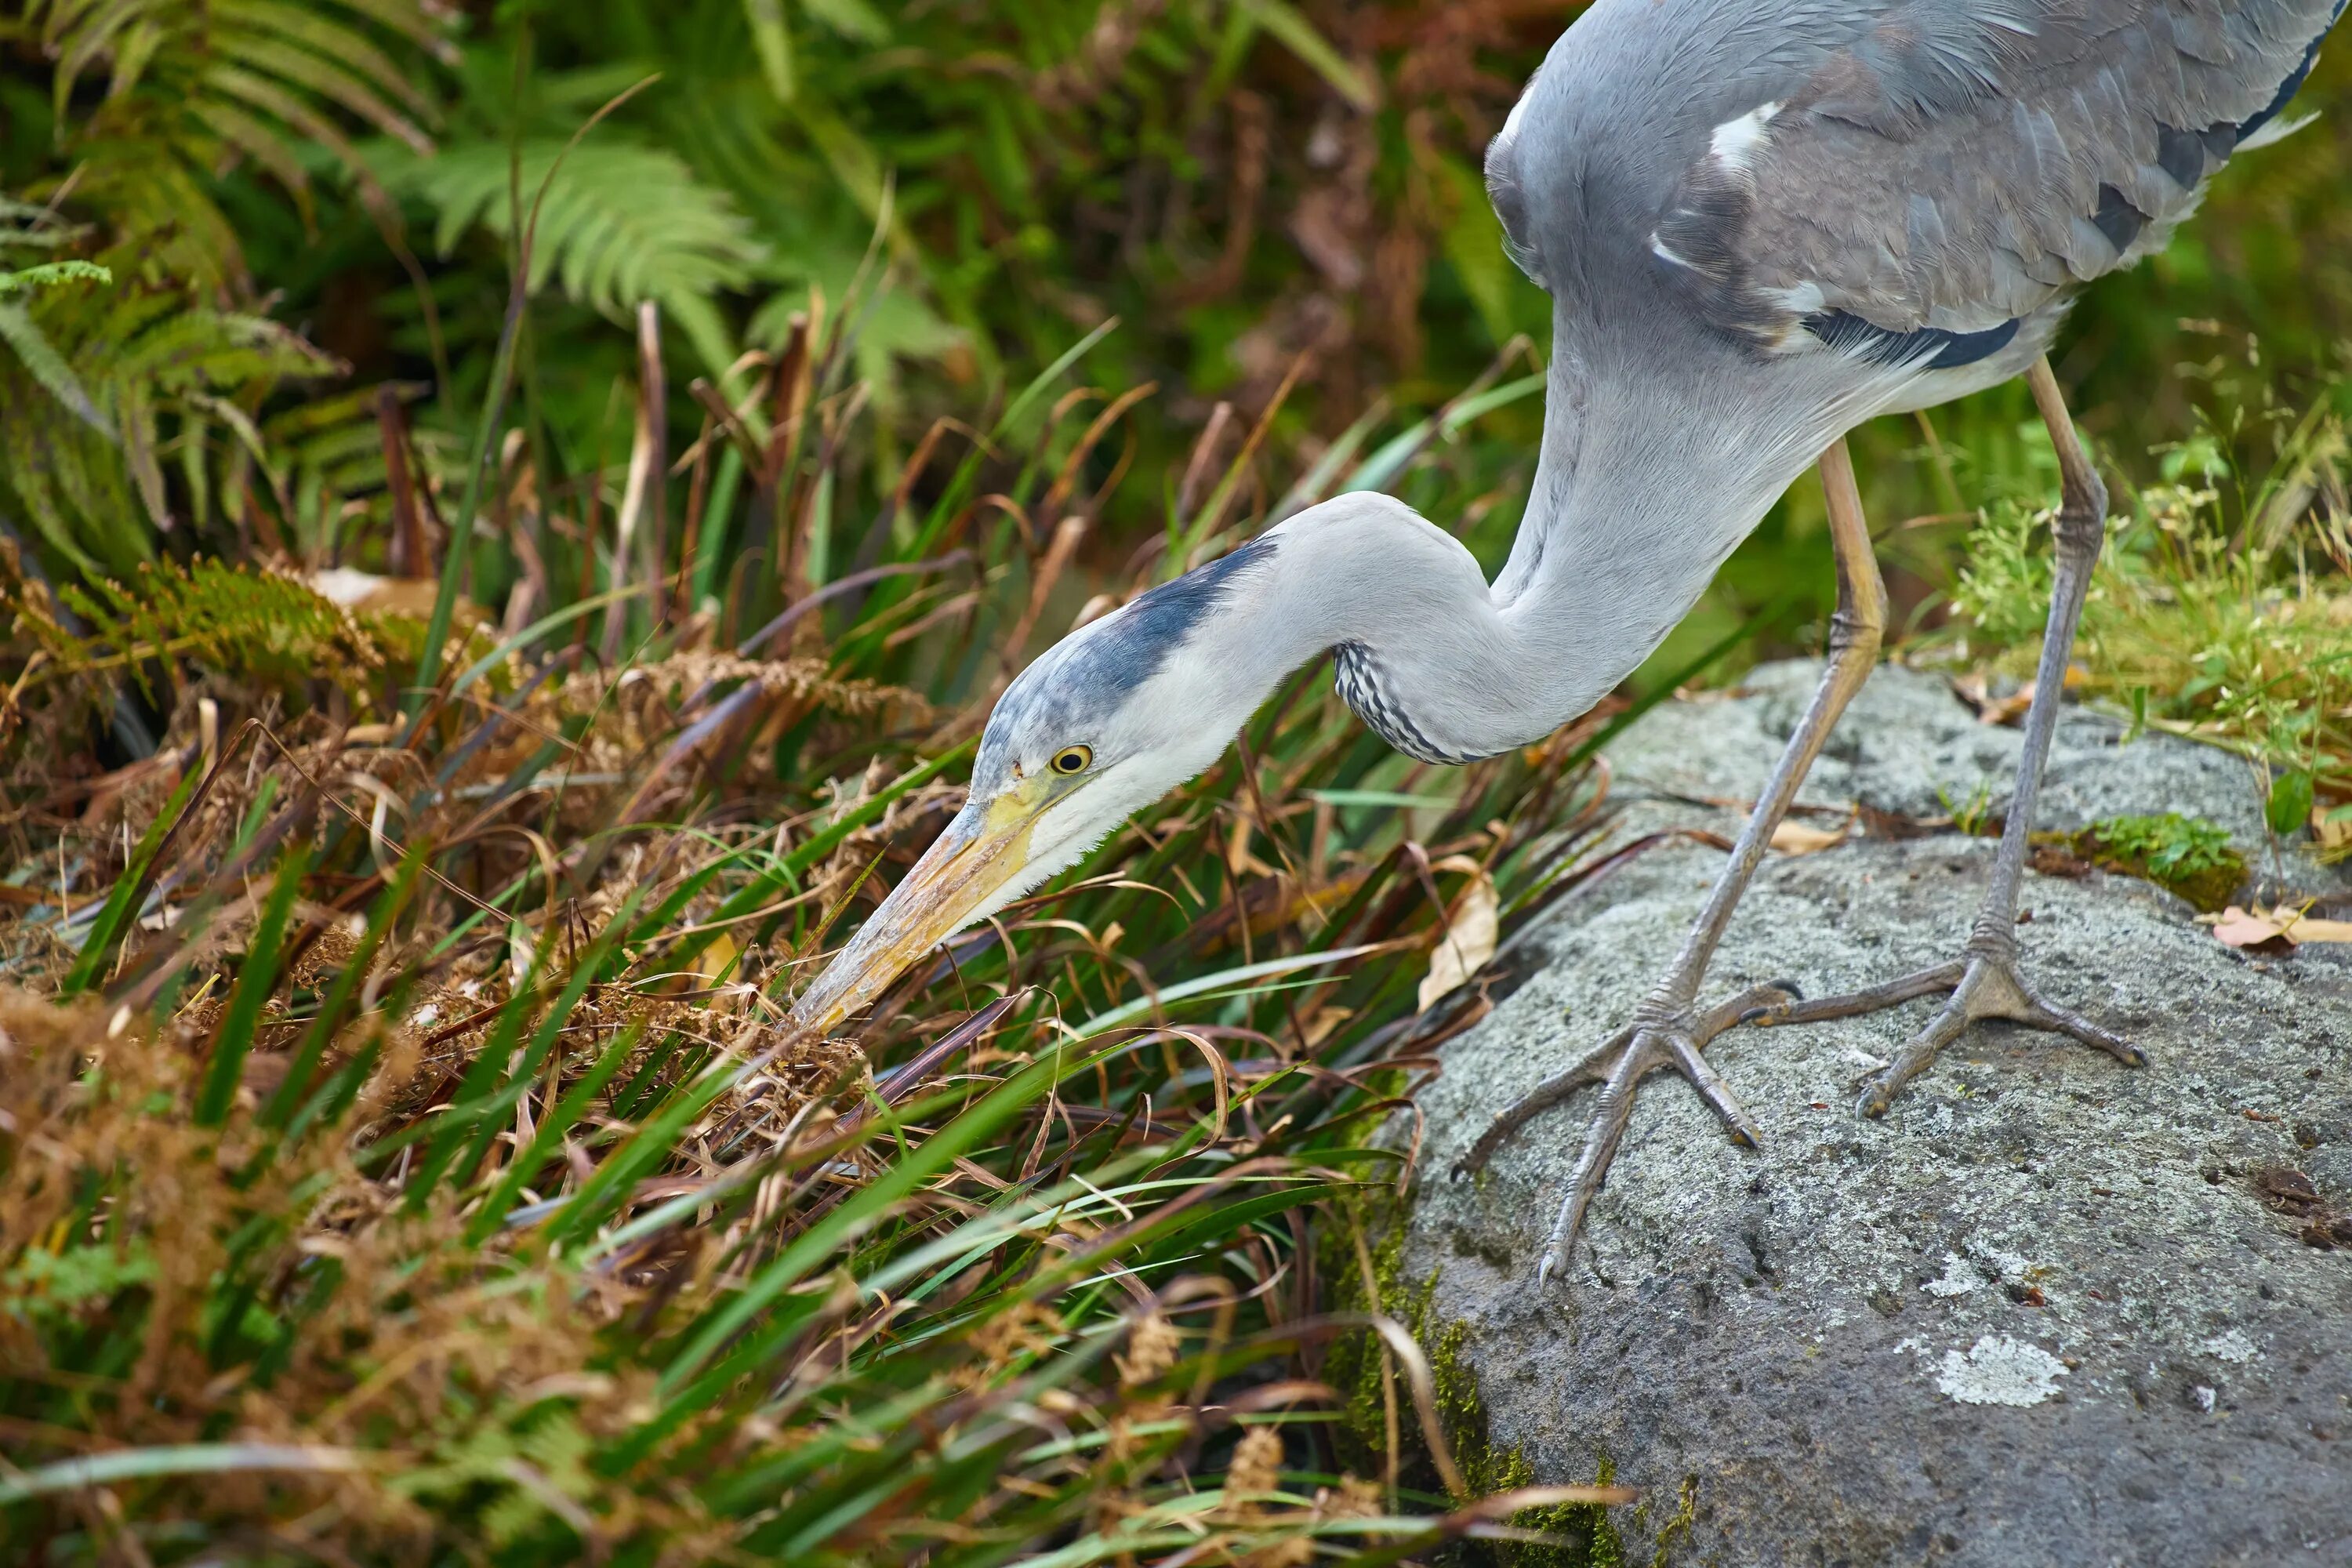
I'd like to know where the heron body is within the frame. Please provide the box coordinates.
[791,0,2345,1278]
[1473,0,2347,729]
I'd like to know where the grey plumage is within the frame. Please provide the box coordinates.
[977,532,1280,796]
[1494,0,2342,361]
[1464,0,2342,736]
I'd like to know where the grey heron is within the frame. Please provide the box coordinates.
[789,0,2347,1285]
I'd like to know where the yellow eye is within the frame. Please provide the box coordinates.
[1051,745,1093,776]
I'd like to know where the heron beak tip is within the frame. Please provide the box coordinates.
[786,793,1041,1036]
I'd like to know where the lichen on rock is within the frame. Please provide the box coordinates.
[1933,1334,2069,1406]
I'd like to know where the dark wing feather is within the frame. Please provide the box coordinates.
[1650,0,2345,355]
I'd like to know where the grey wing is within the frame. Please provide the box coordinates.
[1647,0,2346,365]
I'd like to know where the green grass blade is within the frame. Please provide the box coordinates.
[0,1444,369,1504]
[61,764,200,995]
[259,849,425,1131]
[195,847,310,1126]
[466,1016,645,1243]
[656,1048,1074,1390]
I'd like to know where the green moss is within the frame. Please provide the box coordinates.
[1640,1475,1698,1568]
[1320,1194,1630,1566]
[1504,1450,1628,1568]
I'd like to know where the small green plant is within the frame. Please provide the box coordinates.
[2078,812,2246,911]
[1940,779,2000,838]
[1951,498,2059,650]
[1944,359,2352,837]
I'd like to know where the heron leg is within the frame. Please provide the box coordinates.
[1741,356,2145,1115]
[1455,439,1887,1287]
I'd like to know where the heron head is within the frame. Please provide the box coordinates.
[786,540,1281,1034]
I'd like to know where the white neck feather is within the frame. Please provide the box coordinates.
[1221,452,1784,761]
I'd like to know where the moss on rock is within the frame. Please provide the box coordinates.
[1321,1196,1628,1566]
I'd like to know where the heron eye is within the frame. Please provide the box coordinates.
[1051,745,1092,775]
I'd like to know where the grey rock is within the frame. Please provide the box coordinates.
[1602,659,2345,902]
[1406,662,2352,1568]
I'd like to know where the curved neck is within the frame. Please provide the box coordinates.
[1240,439,1788,761]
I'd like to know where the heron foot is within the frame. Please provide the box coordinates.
[1743,940,2143,1117]
[1450,982,1798,1290]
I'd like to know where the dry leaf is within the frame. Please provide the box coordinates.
[2311,806,2352,853]
[2210,906,2291,949]
[1770,820,1848,855]
[1956,664,2089,727]
[1301,1005,1354,1047]
[2208,906,2352,949]
[1419,869,1498,1011]
[696,931,739,982]
[1225,814,1278,879]
[310,566,446,618]
[2271,908,2352,944]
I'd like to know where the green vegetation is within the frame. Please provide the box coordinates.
[1946,358,2352,836]
[2076,814,2247,912]
[2,2,2350,1562]
[1317,1207,1624,1566]
[0,286,1653,1555]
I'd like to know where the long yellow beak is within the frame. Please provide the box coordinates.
[786,788,1044,1036]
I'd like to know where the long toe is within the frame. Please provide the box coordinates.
[1849,955,2140,1117]
[1667,1032,1763,1149]
[1751,960,1967,1031]
[1536,1028,1666,1284]
[1452,1025,1633,1179]
[2020,995,2148,1067]
[1856,994,1974,1118]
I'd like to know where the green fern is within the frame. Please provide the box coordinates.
[0,4,443,576]
[17,0,451,289]
[5,555,412,713]
[385,134,763,372]
[0,259,112,296]
[0,252,342,575]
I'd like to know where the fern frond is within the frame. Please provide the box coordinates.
[0,260,343,575]
[27,0,448,279]
[5,557,403,713]
[391,135,765,321]
[0,249,114,437]
[0,261,113,296]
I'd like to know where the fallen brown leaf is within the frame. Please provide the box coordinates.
[2272,908,2352,943]
[1858,804,1951,840]
[1301,1005,1354,1047]
[1419,867,1498,1011]
[2028,842,2094,879]
[696,931,739,983]
[2210,906,2294,951]
[1770,820,1848,855]
[2207,905,2352,949]
[310,566,448,618]
[1955,664,2088,727]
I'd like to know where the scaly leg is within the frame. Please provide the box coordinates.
[1745,357,2146,1112]
[1455,440,1887,1287]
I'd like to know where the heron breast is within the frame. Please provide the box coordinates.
[1332,641,1479,767]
